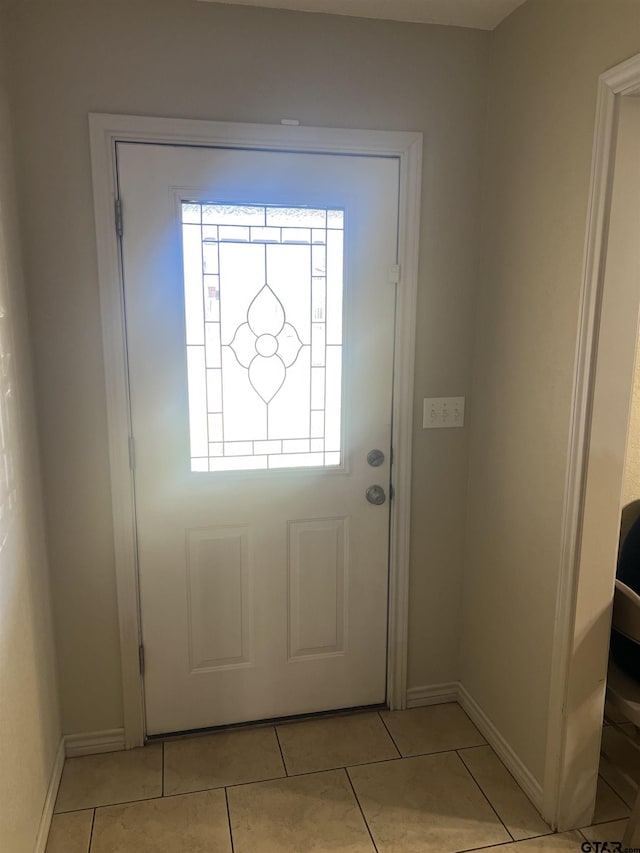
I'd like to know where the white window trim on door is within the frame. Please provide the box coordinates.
[89,113,422,748]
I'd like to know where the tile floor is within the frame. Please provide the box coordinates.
[600,714,640,813]
[47,702,630,853]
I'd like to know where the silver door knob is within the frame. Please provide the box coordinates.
[366,485,386,505]
[367,449,385,467]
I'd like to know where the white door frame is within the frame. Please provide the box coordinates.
[88,113,423,748]
[543,53,640,829]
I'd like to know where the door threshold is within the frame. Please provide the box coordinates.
[146,702,388,743]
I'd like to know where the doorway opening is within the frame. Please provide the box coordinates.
[89,115,423,747]
[544,57,640,830]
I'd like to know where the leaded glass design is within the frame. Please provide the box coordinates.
[182,202,344,472]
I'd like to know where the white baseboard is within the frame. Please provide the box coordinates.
[32,729,126,851]
[406,682,459,708]
[34,737,65,853]
[64,728,126,758]
[458,683,543,812]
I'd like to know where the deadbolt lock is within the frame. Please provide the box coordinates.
[367,449,385,467]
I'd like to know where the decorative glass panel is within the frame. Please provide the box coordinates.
[182,202,344,472]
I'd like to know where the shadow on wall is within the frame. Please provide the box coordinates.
[559,600,612,828]
[0,72,61,849]
[620,500,640,556]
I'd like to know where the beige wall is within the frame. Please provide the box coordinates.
[460,0,640,788]
[5,0,488,733]
[0,13,61,852]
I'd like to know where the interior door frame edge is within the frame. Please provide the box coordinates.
[88,113,423,748]
[542,51,640,829]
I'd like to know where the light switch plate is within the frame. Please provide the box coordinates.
[423,396,465,429]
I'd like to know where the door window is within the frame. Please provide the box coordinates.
[181,202,344,472]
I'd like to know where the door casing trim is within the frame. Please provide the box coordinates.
[542,52,640,829]
[89,113,423,747]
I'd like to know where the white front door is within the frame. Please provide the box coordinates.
[117,142,399,735]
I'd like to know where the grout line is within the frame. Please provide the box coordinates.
[271,746,493,775]
[597,771,632,813]
[456,750,515,843]
[161,742,165,797]
[286,754,406,777]
[224,788,236,853]
[599,757,637,808]
[581,815,631,829]
[64,792,197,814]
[345,768,379,853]
[455,840,549,853]
[53,809,84,816]
[450,830,589,853]
[454,842,522,853]
[586,816,631,827]
[376,711,402,757]
[87,808,96,853]
[460,743,545,818]
[55,745,523,816]
[62,770,294,815]
[273,725,289,776]
[578,818,631,844]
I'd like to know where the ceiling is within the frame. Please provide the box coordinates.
[196,0,527,30]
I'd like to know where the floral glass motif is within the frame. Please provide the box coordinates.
[181,202,345,472]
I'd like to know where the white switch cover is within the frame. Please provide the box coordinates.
[423,397,465,429]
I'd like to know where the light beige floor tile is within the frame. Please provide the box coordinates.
[45,809,93,853]
[54,745,162,813]
[380,703,485,757]
[581,818,628,843]
[602,721,640,764]
[349,751,510,853]
[605,720,640,740]
[459,745,551,840]
[227,768,375,852]
[276,712,399,775]
[91,789,231,853]
[164,726,285,795]
[600,725,640,806]
[605,700,629,723]
[599,754,636,808]
[589,776,630,824]
[475,832,585,851]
